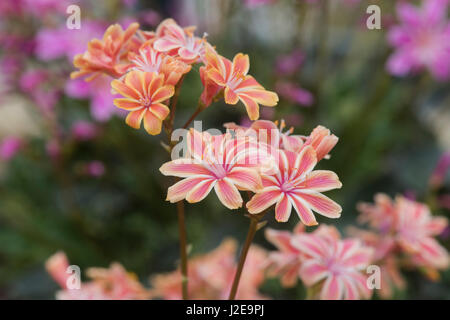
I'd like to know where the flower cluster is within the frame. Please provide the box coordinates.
[350,194,449,298]
[46,252,150,300]
[72,18,279,135]
[150,239,267,300]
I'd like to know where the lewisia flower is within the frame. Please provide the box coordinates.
[127,41,191,86]
[160,129,274,209]
[46,252,150,300]
[111,70,174,135]
[264,224,304,287]
[292,230,374,300]
[386,0,450,80]
[302,125,338,161]
[247,147,342,225]
[203,48,279,120]
[153,18,206,64]
[150,239,268,299]
[71,23,140,80]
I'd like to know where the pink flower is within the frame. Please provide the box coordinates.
[244,0,278,8]
[302,125,339,161]
[160,130,274,209]
[46,252,150,300]
[276,81,314,107]
[246,147,342,225]
[150,239,268,299]
[275,49,305,76]
[86,161,106,177]
[429,151,450,188]
[264,224,304,287]
[395,196,449,269]
[0,136,23,161]
[71,121,99,141]
[292,232,373,300]
[386,0,450,80]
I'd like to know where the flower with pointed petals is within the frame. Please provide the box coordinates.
[71,23,140,80]
[292,233,373,300]
[264,224,304,287]
[160,129,274,209]
[111,70,174,135]
[395,197,449,269]
[153,18,206,64]
[247,147,342,225]
[386,0,450,80]
[204,48,279,120]
[127,41,191,86]
[302,125,338,161]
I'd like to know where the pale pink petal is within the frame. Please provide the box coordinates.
[247,187,283,214]
[294,146,317,174]
[227,167,262,191]
[320,275,343,300]
[302,170,342,192]
[275,195,292,222]
[160,159,213,178]
[289,194,318,226]
[186,179,216,203]
[299,260,328,286]
[294,191,342,219]
[166,177,207,203]
[214,178,243,209]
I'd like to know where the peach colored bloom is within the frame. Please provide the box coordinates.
[71,23,140,80]
[150,239,268,300]
[160,129,274,209]
[292,233,373,300]
[46,252,150,300]
[111,70,174,135]
[127,41,191,86]
[203,48,279,120]
[247,147,342,225]
[153,18,206,64]
[302,125,338,161]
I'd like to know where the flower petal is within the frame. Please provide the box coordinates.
[275,195,292,222]
[303,170,342,192]
[111,79,141,100]
[289,194,318,226]
[160,159,213,178]
[246,187,283,214]
[320,275,343,300]
[125,109,146,129]
[113,98,143,111]
[224,87,239,105]
[232,53,250,75]
[166,177,208,202]
[238,94,259,120]
[299,260,328,286]
[143,110,162,135]
[151,85,175,104]
[149,103,170,120]
[294,191,342,219]
[214,178,243,209]
[186,178,216,203]
[227,167,262,191]
[294,146,317,175]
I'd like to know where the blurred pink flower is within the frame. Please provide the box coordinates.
[71,121,99,141]
[35,21,106,61]
[23,0,70,17]
[19,69,48,93]
[65,76,122,122]
[150,239,268,299]
[292,232,373,300]
[429,151,450,188]
[386,0,450,80]
[86,161,106,177]
[244,0,278,8]
[46,251,151,300]
[275,49,305,76]
[0,136,23,161]
[276,82,314,107]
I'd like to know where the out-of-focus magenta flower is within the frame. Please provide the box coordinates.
[276,82,314,107]
[71,121,99,141]
[0,136,23,161]
[19,69,48,93]
[46,139,61,161]
[86,161,106,177]
[35,21,106,61]
[23,0,70,17]
[65,76,122,122]
[244,0,278,8]
[429,152,450,188]
[275,49,305,76]
[386,0,450,80]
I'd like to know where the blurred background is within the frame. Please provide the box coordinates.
[0,0,449,299]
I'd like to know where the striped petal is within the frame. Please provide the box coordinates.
[227,167,262,191]
[299,260,328,286]
[149,103,170,120]
[143,110,162,135]
[320,275,343,300]
[247,187,283,214]
[294,146,317,174]
[186,178,216,203]
[275,195,292,222]
[214,178,243,209]
[303,170,342,192]
[160,159,213,178]
[232,53,250,75]
[151,85,175,104]
[224,87,239,105]
[289,194,318,226]
[238,94,259,120]
[166,177,208,202]
[111,79,141,100]
[153,38,181,52]
[125,109,146,129]
[113,98,143,111]
[294,191,342,219]
[207,68,227,86]
[239,88,278,106]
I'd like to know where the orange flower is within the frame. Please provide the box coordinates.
[203,48,278,120]
[71,23,140,80]
[111,71,174,135]
[127,41,191,86]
